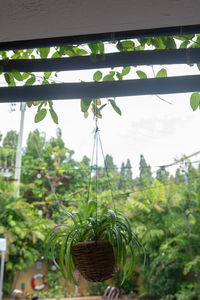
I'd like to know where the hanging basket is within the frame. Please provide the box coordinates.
[72,240,115,282]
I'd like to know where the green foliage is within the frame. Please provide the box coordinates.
[45,201,140,284]
[156,68,168,78]
[2,127,200,298]
[108,99,121,115]
[0,34,198,122]
[139,154,152,187]
[34,108,47,123]
[0,192,52,294]
[175,283,200,300]
[147,256,180,297]
[122,66,131,76]
[89,281,108,296]
[115,269,138,294]
[190,92,200,111]
[136,70,147,79]
[93,71,103,81]
[3,130,18,149]
[27,270,69,299]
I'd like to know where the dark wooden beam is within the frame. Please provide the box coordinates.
[1,48,200,73]
[0,24,200,51]
[0,75,200,103]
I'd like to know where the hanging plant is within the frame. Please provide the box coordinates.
[45,116,142,284]
[44,200,141,284]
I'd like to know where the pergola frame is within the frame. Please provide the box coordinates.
[0,24,200,102]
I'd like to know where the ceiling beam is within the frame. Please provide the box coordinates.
[1,48,200,73]
[0,24,200,51]
[0,75,199,103]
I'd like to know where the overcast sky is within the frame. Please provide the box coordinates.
[0,63,200,177]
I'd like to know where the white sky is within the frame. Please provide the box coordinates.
[0,63,200,177]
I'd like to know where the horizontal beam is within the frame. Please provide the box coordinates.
[0,75,200,103]
[0,24,200,51]
[1,48,200,73]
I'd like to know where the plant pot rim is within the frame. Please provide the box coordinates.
[73,240,111,246]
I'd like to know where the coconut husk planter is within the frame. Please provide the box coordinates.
[72,240,115,281]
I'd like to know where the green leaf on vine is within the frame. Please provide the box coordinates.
[34,109,47,123]
[25,76,36,86]
[88,44,99,54]
[49,109,58,124]
[26,102,33,108]
[190,93,200,111]
[93,71,102,82]
[74,48,88,56]
[12,70,23,81]
[122,66,131,76]
[39,48,50,58]
[108,99,121,115]
[121,41,134,48]
[99,41,105,54]
[81,99,92,112]
[156,68,167,78]
[136,70,147,79]
[103,74,114,81]
[84,112,89,118]
[4,73,11,84]
[44,72,52,79]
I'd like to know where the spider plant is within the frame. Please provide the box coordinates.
[44,201,141,285]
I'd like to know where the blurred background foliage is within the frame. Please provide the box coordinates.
[0,129,200,299]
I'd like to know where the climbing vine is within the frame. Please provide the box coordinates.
[0,34,199,123]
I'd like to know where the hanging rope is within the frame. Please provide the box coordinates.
[86,99,117,221]
[98,134,116,213]
[95,126,98,223]
[86,128,96,203]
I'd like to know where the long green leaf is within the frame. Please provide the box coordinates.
[126,244,135,277]
[108,209,116,229]
[59,236,68,279]
[121,243,127,284]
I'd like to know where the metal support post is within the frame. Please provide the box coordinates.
[14,102,26,197]
[0,239,6,300]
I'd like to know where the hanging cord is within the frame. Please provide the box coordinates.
[98,133,116,213]
[95,124,99,223]
[94,101,99,224]
[86,129,96,203]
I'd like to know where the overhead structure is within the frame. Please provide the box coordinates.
[0,0,200,102]
[0,0,200,48]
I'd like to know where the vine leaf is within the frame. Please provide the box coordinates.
[190,93,200,111]
[4,73,11,84]
[12,70,23,81]
[81,99,92,112]
[49,109,59,124]
[99,41,105,54]
[156,68,167,78]
[136,70,147,79]
[122,66,131,76]
[39,48,50,58]
[25,75,36,86]
[103,74,114,81]
[93,71,102,82]
[108,99,122,115]
[34,109,47,123]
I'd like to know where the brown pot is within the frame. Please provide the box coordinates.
[72,240,115,282]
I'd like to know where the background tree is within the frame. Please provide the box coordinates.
[139,154,152,187]
[156,167,169,185]
[125,159,133,190]
[3,130,18,149]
